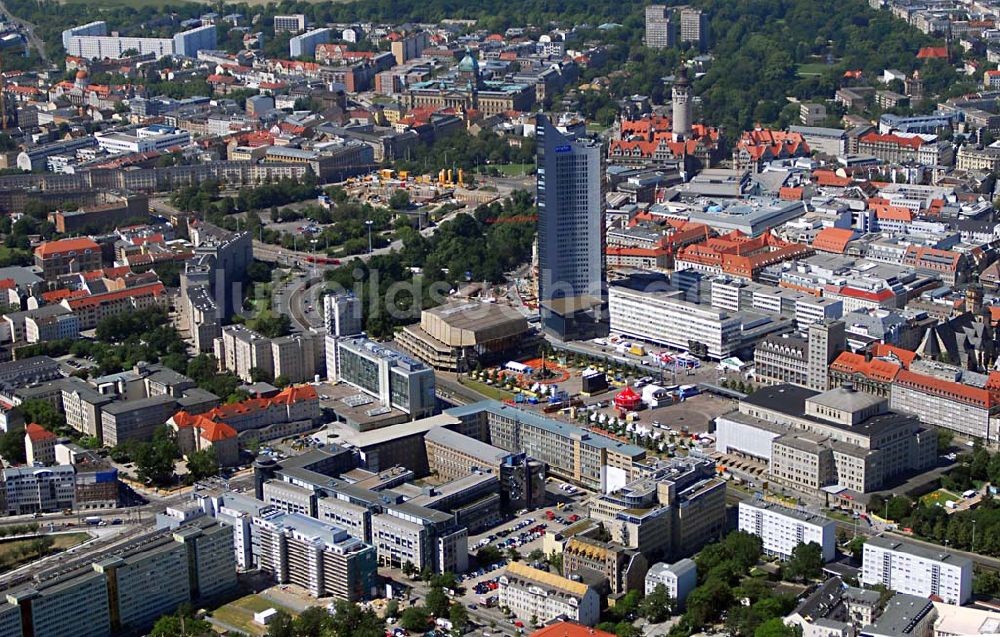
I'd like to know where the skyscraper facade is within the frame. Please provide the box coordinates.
[535,114,604,305]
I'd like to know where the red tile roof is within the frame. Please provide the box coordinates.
[25,423,56,442]
[200,420,237,442]
[812,228,855,254]
[65,282,165,310]
[896,369,994,408]
[917,46,948,59]
[531,624,616,637]
[859,131,927,149]
[34,237,100,258]
[830,352,902,383]
[870,343,917,369]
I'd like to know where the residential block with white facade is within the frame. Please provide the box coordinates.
[861,536,972,605]
[738,499,836,562]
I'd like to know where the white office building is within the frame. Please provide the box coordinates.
[335,336,436,420]
[96,125,190,154]
[499,562,601,626]
[290,28,331,58]
[63,22,216,59]
[862,536,972,605]
[645,558,697,608]
[274,14,307,33]
[738,500,836,562]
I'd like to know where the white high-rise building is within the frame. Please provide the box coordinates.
[536,114,604,330]
[323,293,362,337]
[645,5,673,49]
[738,500,836,562]
[862,536,972,605]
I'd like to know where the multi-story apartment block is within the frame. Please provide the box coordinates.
[33,238,101,281]
[371,508,468,574]
[956,144,1000,173]
[499,562,601,626]
[271,334,319,384]
[0,520,234,637]
[62,21,217,59]
[217,325,274,382]
[645,5,674,48]
[862,537,972,605]
[738,500,836,562]
[609,280,794,360]
[254,509,376,601]
[715,384,937,495]
[290,28,331,58]
[679,8,709,50]
[587,457,725,561]
[645,559,697,608]
[890,370,998,442]
[24,424,57,466]
[273,14,306,33]
[754,334,809,387]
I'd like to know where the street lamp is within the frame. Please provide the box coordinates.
[366,219,374,254]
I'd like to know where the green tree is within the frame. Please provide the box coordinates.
[294,606,332,637]
[425,586,450,617]
[886,496,914,522]
[186,449,220,482]
[20,399,66,432]
[385,599,400,619]
[150,604,212,637]
[784,542,824,582]
[754,618,801,637]
[400,607,431,632]
[133,426,179,486]
[449,603,469,634]
[267,610,296,637]
[274,374,291,389]
[402,560,418,577]
[389,189,411,210]
[640,583,673,623]
[528,548,545,562]
[328,600,386,637]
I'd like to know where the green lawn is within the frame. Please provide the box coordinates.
[210,594,297,636]
[0,532,89,570]
[495,163,534,177]
[459,378,515,401]
[921,489,960,507]
[796,62,834,77]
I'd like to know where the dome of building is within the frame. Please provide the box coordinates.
[457,51,480,76]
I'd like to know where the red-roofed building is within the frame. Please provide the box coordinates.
[531,624,615,637]
[891,369,1000,441]
[985,69,1000,90]
[822,284,899,312]
[734,129,810,172]
[608,114,723,170]
[168,385,320,456]
[169,412,239,466]
[917,46,948,60]
[812,228,856,254]
[61,282,166,329]
[857,131,948,165]
[675,230,813,280]
[24,423,57,465]
[902,245,967,285]
[829,346,917,397]
[34,238,101,281]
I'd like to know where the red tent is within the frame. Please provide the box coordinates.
[614,386,642,411]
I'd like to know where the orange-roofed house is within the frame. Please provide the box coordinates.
[985,69,1000,90]
[734,129,810,172]
[168,384,320,455]
[812,228,856,254]
[168,412,239,466]
[829,351,905,397]
[24,423,57,465]
[34,237,101,281]
[61,282,166,329]
[917,46,948,60]
[531,624,616,637]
